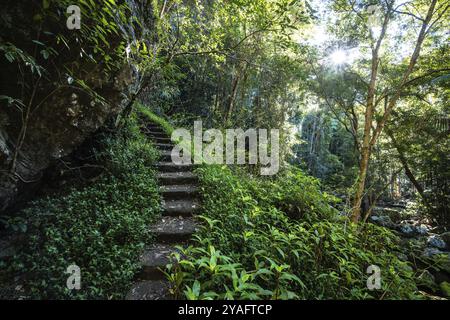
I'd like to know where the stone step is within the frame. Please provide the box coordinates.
[149,217,198,243]
[150,136,172,144]
[157,172,198,185]
[126,280,172,300]
[155,162,194,172]
[154,143,174,150]
[139,244,178,280]
[148,131,168,138]
[158,150,172,161]
[147,130,165,137]
[162,199,200,217]
[160,185,198,199]
[158,151,191,162]
[147,124,164,131]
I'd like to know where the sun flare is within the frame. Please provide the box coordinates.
[330,49,347,65]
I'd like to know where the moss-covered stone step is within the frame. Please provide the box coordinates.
[126,280,172,300]
[147,130,168,138]
[149,217,199,243]
[162,199,200,217]
[138,243,179,280]
[160,185,199,199]
[158,151,192,162]
[150,136,172,144]
[157,172,198,185]
[157,150,171,161]
[155,162,194,172]
[153,143,174,150]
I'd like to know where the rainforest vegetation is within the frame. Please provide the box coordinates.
[0,0,449,300]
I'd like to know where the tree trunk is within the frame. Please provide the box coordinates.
[351,51,379,222]
[225,62,247,123]
[351,0,437,222]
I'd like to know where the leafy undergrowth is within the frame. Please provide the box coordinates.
[166,165,419,300]
[4,113,161,299]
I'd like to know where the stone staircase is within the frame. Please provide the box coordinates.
[126,123,199,300]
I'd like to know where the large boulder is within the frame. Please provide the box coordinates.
[370,215,396,228]
[398,223,426,237]
[397,221,431,238]
[0,0,133,212]
[0,65,132,212]
[440,232,450,249]
[427,234,447,250]
[372,207,402,222]
[422,247,446,258]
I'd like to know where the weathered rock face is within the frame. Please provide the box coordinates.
[0,65,132,212]
[0,0,134,213]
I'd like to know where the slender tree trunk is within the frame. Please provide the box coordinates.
[392,171,401,199]
[10,79,40,174]
[351,48,380,222]
[225,62,247,123]
[225,75,240,122]
[351,0,437,222]
[350,4,392,222]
